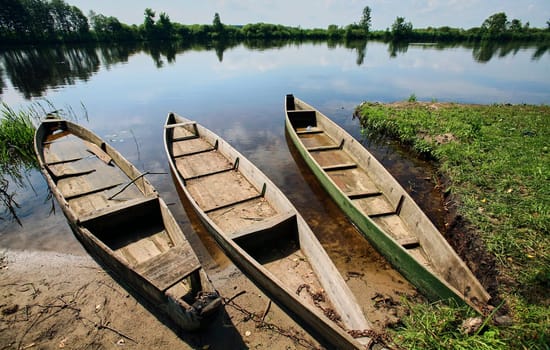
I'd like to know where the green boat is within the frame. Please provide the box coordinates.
[284,94,490,313]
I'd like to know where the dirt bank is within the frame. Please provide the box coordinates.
[0,249,324,350]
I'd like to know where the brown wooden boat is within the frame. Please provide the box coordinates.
[34,117,221,331]
[284,94,491,313]
[164,112,383,349]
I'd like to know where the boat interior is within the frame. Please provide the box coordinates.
[166,115,339,314]
[285,99,431,268]
[39,121,202,303]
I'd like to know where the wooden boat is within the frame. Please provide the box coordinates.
[34,117,222,331]
[284,95,491,313]
[164,113,381,350]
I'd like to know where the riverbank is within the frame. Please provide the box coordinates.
[0,249,323,349]
[354,101,549,349]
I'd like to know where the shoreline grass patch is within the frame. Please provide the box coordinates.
[355,101,549,349]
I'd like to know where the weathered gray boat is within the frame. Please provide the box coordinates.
[164,112,382,349]
[34,117,221,331]
[284,94,491,313]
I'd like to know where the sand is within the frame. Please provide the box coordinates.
[0,249,325,350]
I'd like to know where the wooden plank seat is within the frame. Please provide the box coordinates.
[347,191,382,200]
[306,139,344,152]
[78,195,158,224]
[228,210,297,241]
[366,195,405,218]
[46,156,88,166]
[397,236,420,249]
[164,121,197,129]
[134,244,201,292]
[184,166,235,182]
[46,166,96,180]
[322,162,357,171]
[203,192,264,214]
[172,139,218,158]
[296,128,324,135]
[167,121,200,142]
[64,182,125,200]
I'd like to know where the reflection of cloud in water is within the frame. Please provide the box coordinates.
[218,120,292,187]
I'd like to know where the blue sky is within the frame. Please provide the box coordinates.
[67,0,550,30]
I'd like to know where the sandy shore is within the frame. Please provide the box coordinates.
[0,249,323,350]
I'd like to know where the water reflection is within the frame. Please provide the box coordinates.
[1,46,100,98]
[1,40,548,99]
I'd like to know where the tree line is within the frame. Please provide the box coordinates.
[1,1,549,45]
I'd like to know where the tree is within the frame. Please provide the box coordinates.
[391,16,412,40]
[157,12,173,39]
[359,6,372,33]
[143,7,156,37]
[0,0,29,39]
[509,19,522,32]
[213,12,223,31]
[481,12,508,37]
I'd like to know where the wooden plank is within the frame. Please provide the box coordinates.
[296,128,323,135]
[46,156,97,178]
[209,197,277,234]
[171,138,213,157]
[175,150,232,179]
[186,170,260,213]
[371,214,413,243]
[347,191,382,199]
[64,182,124,200]
[228,211,296,240]
[306,144,341,152]
[326,168,380,195]
[164,121,196,129]
[46,157,86,166]
[299,132,335,150]
[310,149,352,168]
[321,162,357,171]
[135,245,201,292]
[398,236,420,248]
[79,196,157,223]
[43,135,90,165]
[84,140,112,165]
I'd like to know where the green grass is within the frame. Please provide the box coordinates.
[355,101,549,349]
[0,102,39,175]
[0,101,81,223]
[393,300,507,350]
[0,102,43,224]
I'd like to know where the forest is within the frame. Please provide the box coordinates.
[1,0,549,45]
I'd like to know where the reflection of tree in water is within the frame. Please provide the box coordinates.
[1,40,548,98]
[0,46,100,98]
[532,44,549,60]
[343,39,368,65]
[470,40,548,63]
[388,40,409,58]
[98,43,141,68]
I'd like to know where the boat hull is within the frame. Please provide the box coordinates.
[34,118,221,332]
[284,94,490,313]
[164,112,378,349]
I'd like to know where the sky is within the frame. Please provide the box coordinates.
[66,0,550,30]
